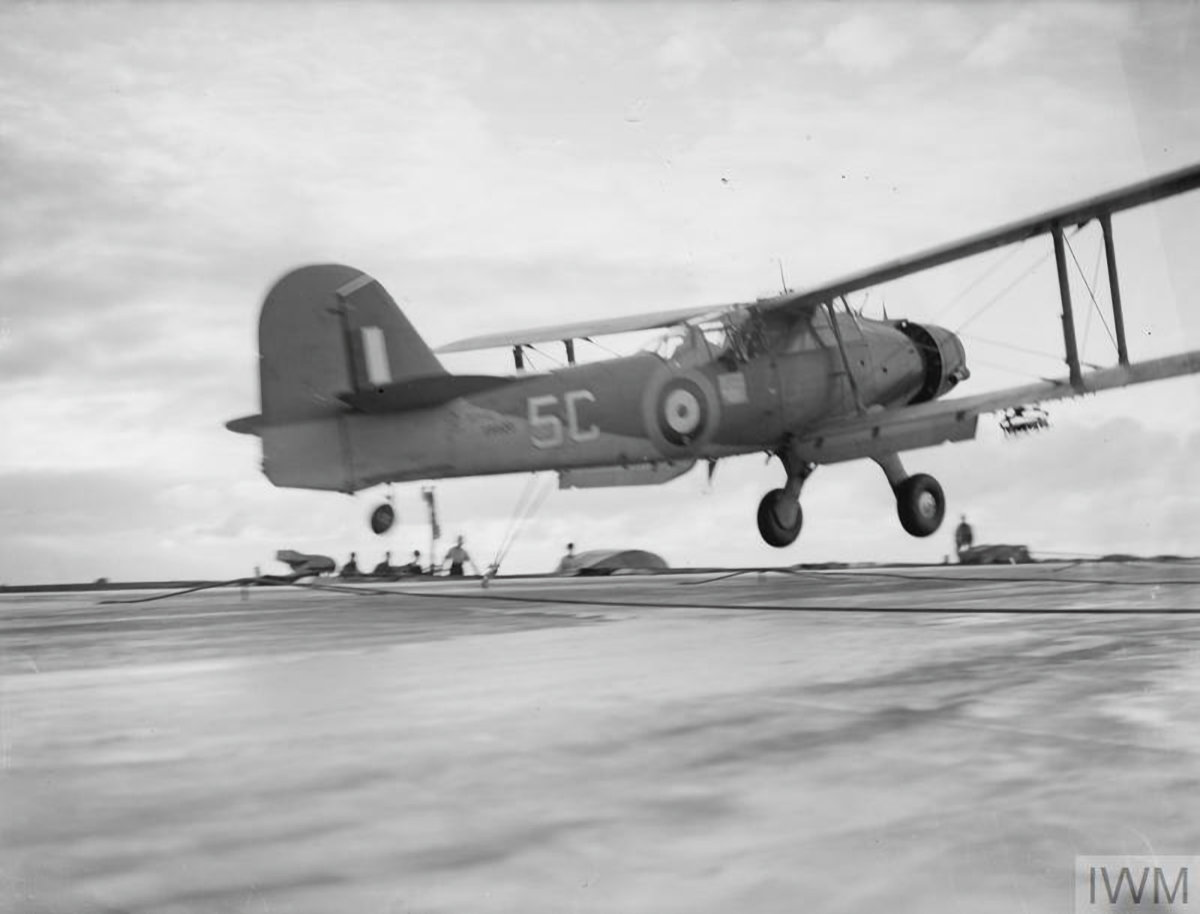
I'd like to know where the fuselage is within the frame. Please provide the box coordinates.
[260,305,967,493]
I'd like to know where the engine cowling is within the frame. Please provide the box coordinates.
[899,321,970,404]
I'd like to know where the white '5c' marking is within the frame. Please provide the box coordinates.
[565,390,599,442]
[528,395,562,449]
[528,390,598,448]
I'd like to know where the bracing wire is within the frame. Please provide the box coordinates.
[1079,238,1104,353]
[930,239,1032,323]
[951,224,1091,334]
[965,355,1061,381]
[583,336,625,359]
[1090,233,1105,295]
[525,344,563,368]
[960,334,1103,370]
[1064,233,1118,353]
[960,335,1061,362]
[953,247,1056,332]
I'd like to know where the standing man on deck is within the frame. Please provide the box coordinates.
[441,536,479,577]
[954,515,974,559]
[556,543,580,575]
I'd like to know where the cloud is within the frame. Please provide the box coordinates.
[963,10,1039,68]
[1,1,1197,584]
[817,12,911,72]
[656,28,728,87]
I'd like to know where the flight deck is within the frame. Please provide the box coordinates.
[3,565,1200,913]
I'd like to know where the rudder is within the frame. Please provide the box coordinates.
[256,264,443,491]
[259,264,445,424]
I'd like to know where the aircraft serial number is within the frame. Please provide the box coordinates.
[484,420,517,437]
[528,390,599,448]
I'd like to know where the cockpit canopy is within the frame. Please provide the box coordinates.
[642,320,731,365]
[644,300,865,366]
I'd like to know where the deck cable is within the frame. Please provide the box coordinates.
[98,575,302,605]
[679,565,1200,588]
[93,562,1200,612]
[279,572,1200,615]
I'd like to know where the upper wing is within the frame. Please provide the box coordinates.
[757,161,1200,317]
[789,349,1200,464]
[437,162,1200,353]
[436,304,731,354]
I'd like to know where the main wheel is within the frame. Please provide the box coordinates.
[369,503,396,535]
[757,488,803,547]
[895,473,945,537]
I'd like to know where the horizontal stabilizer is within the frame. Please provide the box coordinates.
[558,460,696,489]
[337,373,515,413]
[226,414,263,436]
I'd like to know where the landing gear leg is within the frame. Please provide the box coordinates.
[874,454,945,538]
[756,455,816,548]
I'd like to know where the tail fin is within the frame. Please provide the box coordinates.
[248,263,443,491]
[259,264,445,424]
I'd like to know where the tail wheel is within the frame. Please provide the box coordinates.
[895,474,945,537]
[370,503,396,535]
[757,488,803,548]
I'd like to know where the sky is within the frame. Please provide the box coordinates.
[2,1,1199,583]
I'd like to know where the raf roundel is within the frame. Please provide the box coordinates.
[657,377,710,446]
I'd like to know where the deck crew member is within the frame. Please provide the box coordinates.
[954,515,974,557]
[556,543,580,575]
[442,536,477,577]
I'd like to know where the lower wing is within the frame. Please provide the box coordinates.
[789,350,1200,464]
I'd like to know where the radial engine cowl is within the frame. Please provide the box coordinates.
[900,321,970,404]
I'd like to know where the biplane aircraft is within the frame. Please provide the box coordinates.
[227,164,1200,548]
